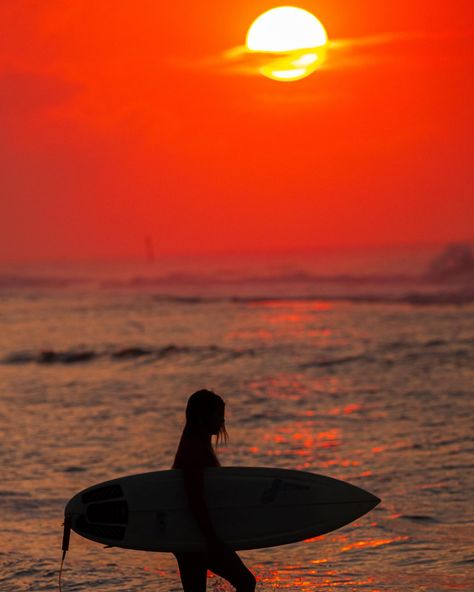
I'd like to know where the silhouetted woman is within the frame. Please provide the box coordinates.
[172,389,256,592]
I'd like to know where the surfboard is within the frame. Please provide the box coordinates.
[65,467,380,552]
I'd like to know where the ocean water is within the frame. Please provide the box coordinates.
[0,245,473,591]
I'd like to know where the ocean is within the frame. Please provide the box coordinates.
[1,244,473,591]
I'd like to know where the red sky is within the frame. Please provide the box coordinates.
[1,1,473,261]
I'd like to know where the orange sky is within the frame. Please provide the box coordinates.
[1,1,473,261]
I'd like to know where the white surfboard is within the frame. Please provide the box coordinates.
[65,467,380,552]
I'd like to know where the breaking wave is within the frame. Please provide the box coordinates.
[2,344,257,365]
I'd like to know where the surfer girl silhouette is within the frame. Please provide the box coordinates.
[172,389,256,592]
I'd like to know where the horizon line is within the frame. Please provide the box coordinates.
[1,239,473,266]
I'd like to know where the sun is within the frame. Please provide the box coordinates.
[246,6,328,82]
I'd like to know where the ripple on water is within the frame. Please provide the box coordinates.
[400,514,440,523]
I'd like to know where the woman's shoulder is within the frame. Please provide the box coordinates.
[172,436,219,469]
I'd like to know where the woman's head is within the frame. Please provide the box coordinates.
[185,389,228,444]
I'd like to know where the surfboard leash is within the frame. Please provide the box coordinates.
[59,514,72,592]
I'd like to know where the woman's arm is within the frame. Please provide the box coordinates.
[175,437,223,544]
[181,465,221,543]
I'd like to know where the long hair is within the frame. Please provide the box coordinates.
[183,389,228,446]
[172,390,228,469]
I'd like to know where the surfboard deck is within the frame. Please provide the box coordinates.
[65,467,380,552]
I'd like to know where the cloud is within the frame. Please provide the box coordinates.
[171,28,474,77]
[323,29,474,70]
[168,45,317,77]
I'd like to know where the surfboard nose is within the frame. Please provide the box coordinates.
[365,491,381,509]
[370,491,381,504]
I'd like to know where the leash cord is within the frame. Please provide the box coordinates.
[58,515,72,591]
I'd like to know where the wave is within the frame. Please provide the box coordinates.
[400,514,440,523]
[0,246,472,306]
[0,280,471,303]
[299,338,473,371]
[6,336,471,368]
[235,291,474,305]
[0,271,416,289]
[2,344,256,365]
[0,275,79,288]
[154,291,474,305]
[105,272,419,287]
[103,272,457,292]
[300,354,372,369]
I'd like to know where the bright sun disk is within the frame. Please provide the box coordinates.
[246,6,328,82]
